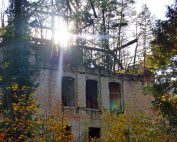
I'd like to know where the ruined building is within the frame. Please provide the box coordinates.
[0,0,156,141]
[0,2,154,139]
[0,40,154,140]
[35,45,154,140]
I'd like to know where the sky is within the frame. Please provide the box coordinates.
[0,0,175,20]
[135,0,174,19]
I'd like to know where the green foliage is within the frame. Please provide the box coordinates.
[147,1,177,71]
[100,112,176,142]
[66,0,136,71]
[147,0,177,129]
[0,0,41,141]
[0,84,37,141]
[34,98,73,142]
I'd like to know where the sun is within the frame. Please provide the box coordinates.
[54,29,71,48]
[54,17,71,48]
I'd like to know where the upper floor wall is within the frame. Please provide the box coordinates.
[37,65,153,117]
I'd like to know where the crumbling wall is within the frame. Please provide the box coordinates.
[36,67,154,140]
[123,79,154,114]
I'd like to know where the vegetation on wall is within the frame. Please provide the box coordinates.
[101,112,176,142]
[0,0,176,141]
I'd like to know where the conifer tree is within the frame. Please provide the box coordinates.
[0,0,40,141]
[136,4,154,70]
[147,0,177,132]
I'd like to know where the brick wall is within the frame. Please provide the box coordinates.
[36,67,154,140]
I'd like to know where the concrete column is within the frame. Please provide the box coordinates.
[52,70,62,102]
[100,77,110,110]
[77,74,86,107]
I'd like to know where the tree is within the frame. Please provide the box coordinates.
[147,0,177,131]
[0,0,41,141]
[133,4,154,71]
[100,111,173,142]
[34,95,73,142]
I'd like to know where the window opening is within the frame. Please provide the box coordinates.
[109,82,121,111]
[65,125,71,132]
[86,80,98,109]
[62,76,75,106]
[88,127,100,140]
[64,125,72,136]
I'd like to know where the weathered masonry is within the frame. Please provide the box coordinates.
[0,44,153,140]
[37,65,153,140]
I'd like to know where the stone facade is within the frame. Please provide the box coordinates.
[36,65,154,140]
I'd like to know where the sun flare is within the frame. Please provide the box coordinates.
[54,17,71,48]
[54,30,71,48]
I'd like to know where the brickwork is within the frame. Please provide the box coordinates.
[123,80,153,113]
[37,67,154,140]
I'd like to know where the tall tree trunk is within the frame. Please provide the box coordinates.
[14,0,22,37]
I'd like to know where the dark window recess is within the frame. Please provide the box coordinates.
[65,125,71,132]
[86,80,98,109]
[64,125,72,136]
[109,82,121,111]
[88,127,100,140]
[62,77,75,107]
[51,49,59,66]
